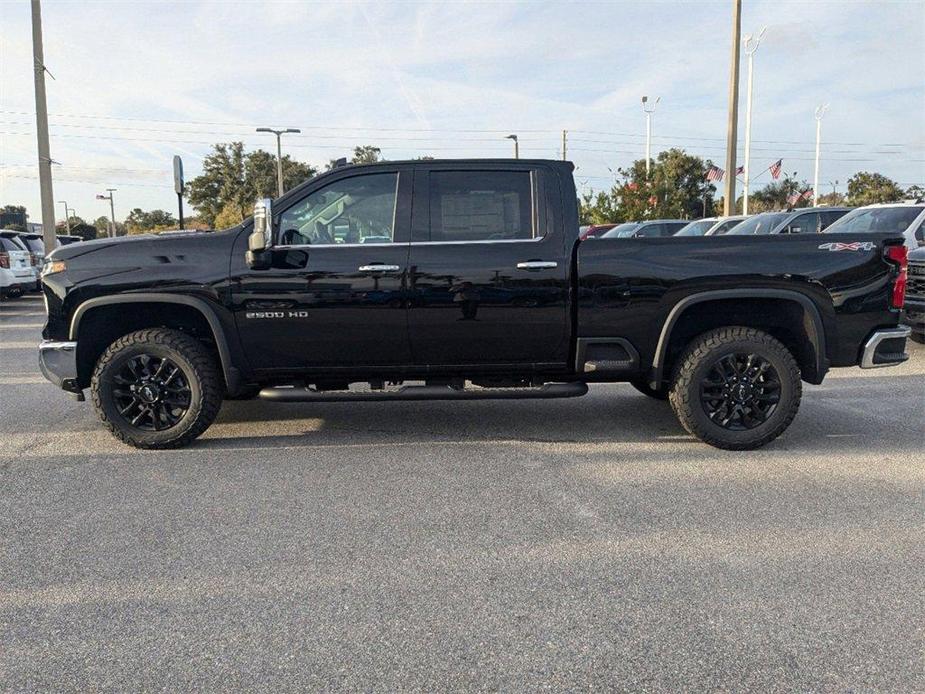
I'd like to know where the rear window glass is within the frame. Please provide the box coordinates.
[826,207,924,234]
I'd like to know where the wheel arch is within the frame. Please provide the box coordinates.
[651,289,828,388]
[70,294,240,393]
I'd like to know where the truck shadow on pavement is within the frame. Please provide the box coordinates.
[194,373,924,455]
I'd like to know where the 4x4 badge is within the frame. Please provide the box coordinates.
[818,241,877,252]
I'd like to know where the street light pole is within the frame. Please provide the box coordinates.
[723,0,742,216]
[58,200,70,233]
[506,134,519,159]
[813,104,829,207]
[97,189,117,237]
[561,130,567,161]
[641,96,659,178]
[256,127,301,197]
[741,26,766,216]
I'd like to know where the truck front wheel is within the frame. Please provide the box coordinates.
[91,328,223,449]
[668,327,802,450]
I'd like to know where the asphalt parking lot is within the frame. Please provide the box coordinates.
[1,292,923,691]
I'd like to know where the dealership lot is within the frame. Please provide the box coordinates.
[1,294,923,690]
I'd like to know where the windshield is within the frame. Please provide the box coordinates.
[675,220,715,237]
[825,206,923,234]
[602,222,641,238]
[726,213,789,235]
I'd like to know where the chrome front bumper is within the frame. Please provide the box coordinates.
[38,340,82,396]
[859,326,911,369]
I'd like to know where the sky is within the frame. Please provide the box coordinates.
[1,0,924,224]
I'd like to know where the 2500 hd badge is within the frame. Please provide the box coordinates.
[246,311,310,319]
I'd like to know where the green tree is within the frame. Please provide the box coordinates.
[846,171,905,206]
[617,149,715,220]
[816,191,846,207]
[124,208,178,234]
[327,145,384,171]
[56,216,87,234]
[68,222,99,241]
[904,184,924,201]
[745,171,812,212]
[185,142,317,227]
[93,215,125,237]
[578,188,623,225]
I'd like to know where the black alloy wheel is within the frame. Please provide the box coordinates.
[111,354,192,431]
[699,352,781,430]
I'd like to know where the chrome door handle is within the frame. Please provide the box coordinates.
[516,261,558,270]
[358,264,401,273]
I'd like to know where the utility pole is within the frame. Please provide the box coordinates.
[31,0,56,253]
[641,96,659,178]
[506,134,519,159]
[813,104,829,207]
[256,127,301,197]
[723,0,742,216]
[741,26,766,216]
[561,130,568,161]
[58,200,70,233]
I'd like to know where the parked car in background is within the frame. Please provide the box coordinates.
[727,208,850,236]
[675,218,718,236]
[904,246,925,343]
[0,234,35,298]
[823,202,925,250]
[13,232,56,265]
[601,219,688,238]
[579,223,619,240]
[0,230,39,291]
[705,215,748,235]
[675,216,749,237]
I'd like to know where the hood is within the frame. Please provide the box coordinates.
[47,229,222,263]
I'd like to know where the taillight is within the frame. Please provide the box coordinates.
[885,244,907,309]
[30,253,38,266]
[0,252,9,269]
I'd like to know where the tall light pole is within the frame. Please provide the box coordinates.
[58,200,70,233]
[813,104,829,207]
[31,0,56,253]
[96,189,117,237]
[561,130,567,161]
[256,127,301,197]
[641,95,659,178]
[505,134,519,159]
[741,26,766,216]
[723,0,742,216]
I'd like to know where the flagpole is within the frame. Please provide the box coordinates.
[741,27,766,217]
[813,104,828,207]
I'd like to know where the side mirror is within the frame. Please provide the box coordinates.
[245,198,273,269]
[788,225,802,234]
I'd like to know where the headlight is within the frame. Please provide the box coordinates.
[42,260,67,277]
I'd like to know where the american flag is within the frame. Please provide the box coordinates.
[802,189,814,201]
[786,190,801,206]
[706,165,725,182]
[735,165,745,175]
[769,159,783,180]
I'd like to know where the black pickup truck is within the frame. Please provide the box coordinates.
[38,159,911,450]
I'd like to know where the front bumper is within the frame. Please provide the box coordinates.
[859,326,911,369]
[38,340,83,398]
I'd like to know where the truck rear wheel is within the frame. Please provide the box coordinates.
[668,327,801,450]
[91,328,222,449]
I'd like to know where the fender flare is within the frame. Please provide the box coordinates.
[650,288,828,386]
[69,293,240,391]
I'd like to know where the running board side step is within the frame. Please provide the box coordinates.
[259,382,588,403]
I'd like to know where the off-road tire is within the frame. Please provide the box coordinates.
[909,330,925,345]
[629,378,669,400]
[668,327,801,450]
[91,328,222,449]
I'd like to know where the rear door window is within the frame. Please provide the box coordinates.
[426,171,535,242]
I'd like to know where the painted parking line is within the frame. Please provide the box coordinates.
[0,374,46,385]
[0,341,37,349]
[0,323,45,329]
